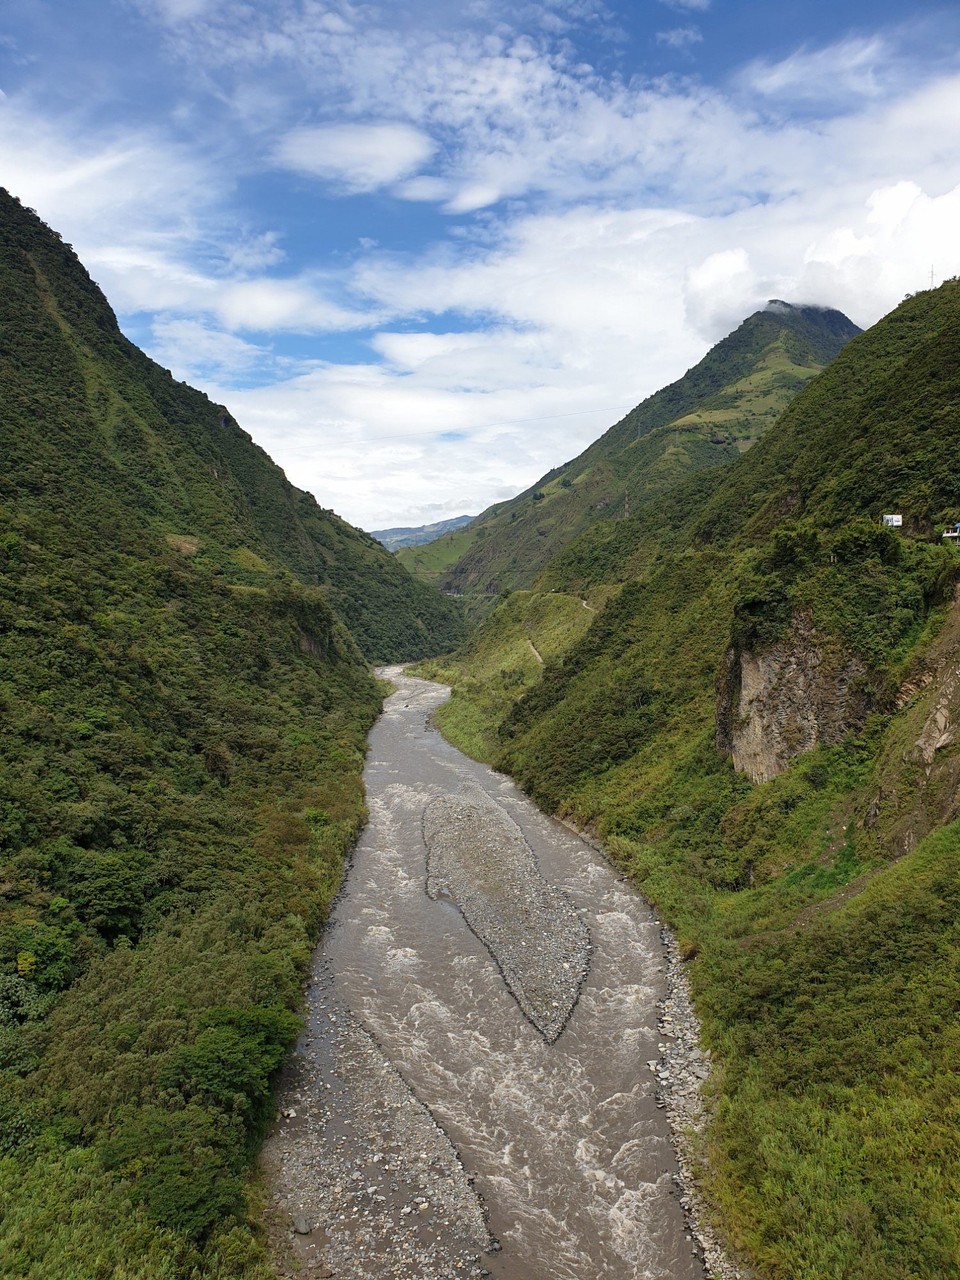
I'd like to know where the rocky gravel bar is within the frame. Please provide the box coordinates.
[422,792,590,1042]
[261,964,493,1279]
[653,928,746,1280]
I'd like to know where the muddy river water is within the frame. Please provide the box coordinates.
[264,669,707,1280]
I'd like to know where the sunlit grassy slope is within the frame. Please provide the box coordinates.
[437,304,860,609]
[416,589,599,759]
[395,523,481,584]
[429,281,960,1280]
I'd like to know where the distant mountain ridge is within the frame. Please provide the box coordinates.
[423,301,860,606]
[370,513,475,551]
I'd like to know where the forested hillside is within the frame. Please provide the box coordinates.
[425,302,860,608]
[423,281,960,1280]
[0,191,457,1277]
[0,189,463,664]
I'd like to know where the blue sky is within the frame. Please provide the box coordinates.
[2,0,960,528]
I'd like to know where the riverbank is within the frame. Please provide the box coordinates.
[654,929,745,1280]
[264,669,711,1279]
[261,962,493,1279]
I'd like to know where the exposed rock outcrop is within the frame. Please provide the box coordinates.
[910,663,960,766]
[860,586,960,854]
[716,612,871,783]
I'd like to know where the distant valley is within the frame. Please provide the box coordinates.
[369,513,475,551]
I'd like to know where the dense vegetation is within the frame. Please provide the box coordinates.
[422,281,960,1280]
[0,188,463,665]
[424,302,860,608]
[0,190,457,1277]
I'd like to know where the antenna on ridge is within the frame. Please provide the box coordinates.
[931,264,935,289]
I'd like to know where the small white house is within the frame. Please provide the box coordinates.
[943,522,960,545]
[881,513,903,529]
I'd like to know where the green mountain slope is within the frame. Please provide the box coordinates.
[423,281,960,1280]
[0,188,463,664]
[394,520,482,585]
[0,190,456,1277]
[435,303,860,605]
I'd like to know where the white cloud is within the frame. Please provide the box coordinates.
[275,122,437,191]
[656,26,702,49]
[214,278,370,332]
[214,354,637,529]
[739,37,895,107]
[7,9,960,527]
[149,317,273,380]
[657,0,710,10]
[683,248,761,336]
[0,101,211,233]
[226,231,286,271]
[0,98,377,335]
[135,0,221,23]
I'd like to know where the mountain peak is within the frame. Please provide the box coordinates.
[434,302,861,601]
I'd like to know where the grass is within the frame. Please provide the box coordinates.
[423,281,960,1280]
[395,524,480,582]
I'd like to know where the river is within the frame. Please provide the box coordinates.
[262,668,707,1280]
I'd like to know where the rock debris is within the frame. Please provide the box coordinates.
[422,792,590,1042]
[654,928,745,1280]
[261,965,493,1279]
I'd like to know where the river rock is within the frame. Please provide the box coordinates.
[422,791,590,1041]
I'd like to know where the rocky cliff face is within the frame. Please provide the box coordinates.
[860,586,960,855]
[716,613,871,783]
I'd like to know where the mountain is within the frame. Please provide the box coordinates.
[0,189,459,1274]
[427,302,860,606]
[420,280,960,1280]
[370,513,475,551]
[0,188,463,665]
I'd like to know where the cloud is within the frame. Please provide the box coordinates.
[115,6,943,220]
[133,0,222,22]
[656,26,702,49]
[213,278,371,332]
[657,0,710,10]
[8,7,960,527]
[683,248,761,336]
[739,37,895,107]
[149,316,275,380]
[275,122,437,191]
[0,98,377,335]
[226,231,285,271]
[213,352,638,530]
[0,100,213,234]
